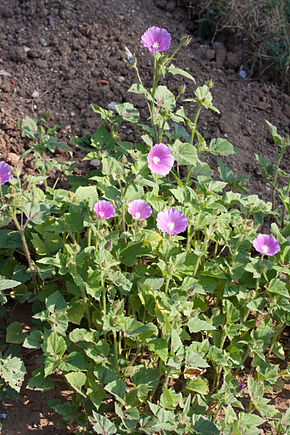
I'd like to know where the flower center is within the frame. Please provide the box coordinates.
[99,211,105,218]
[152,41,159,50]
[134,212,141,219]
[260,245,269,254]
[167,222,174,231]
[152,156,160,164]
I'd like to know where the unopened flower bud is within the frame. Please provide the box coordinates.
[181,35,192,46]
[124,46,136,66]
[179,84,186,95]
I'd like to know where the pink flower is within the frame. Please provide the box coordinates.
[0,161,13,185]
[141,26,171,53]
[253,234,280,256]
[147,143,174,175]
[157,208,188,235]
[128,200,152,221]
[93,200,115,220]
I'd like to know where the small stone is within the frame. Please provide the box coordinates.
[28,49,43,59]
[90,159,101,167]
[10,46,27,62]
[31,90,39,98]
[226,52,241,69]
[39,38,47,47]
[33,59,47,68]
[117,76,125,83]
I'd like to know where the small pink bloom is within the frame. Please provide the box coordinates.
[157,208,188,235]
[93,200,115,220]
[128,200,152,221]
[0,161,13,185]
[147,143,174,175]
[253,234,280,256]
[141,26,171,53]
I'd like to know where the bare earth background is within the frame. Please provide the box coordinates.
[0,0,289,433]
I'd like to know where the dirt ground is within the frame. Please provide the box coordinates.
[0,0,289,433]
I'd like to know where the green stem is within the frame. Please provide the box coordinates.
[113,329,119,376]
[12,212,39,294]
[186,224,192,253]
[272,150,285,210]
[87,227,91,247]
[101,272,106,315]
[80,286,91,329]
[186,104,202,185]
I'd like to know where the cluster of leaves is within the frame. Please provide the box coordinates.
[0,34,289,435]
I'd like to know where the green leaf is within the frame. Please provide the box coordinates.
[116,102,139,123]
[59,351,86,372]
[21,202,51,225]
[42,331,67,357]
[209,138,235,156]
[23,330,42,349]
[168,64,195,82]
[0,279,22,291]
[105,380,126,400]
[266,278,289,298]
[186,377,209,395]
[132,367,159,390]
[74,186,99,208]
[238,413,265,426]
[148,338,168,362]
[160,387,182,410]
[90,125,115,149]
[20,116,38,139]
[45,290,67,312]
[172,140,198,165]
[6,322,25,344]
[65,372,86,396]
[92,411,117,435]
[27,368,54,391]
[154,85,175,111]
[0,355,26,392]
[193,416,219,434]
[67,298,85,325]
[188,318,216,333]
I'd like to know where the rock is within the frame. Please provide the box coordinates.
[206,48,215,61]
[10,46,27,62]
[33,59,47,68]
[7,152,22,167]
[31,90,39,98]
[28,49,43,59]
[213,41,226,68]
[226,52,241,69]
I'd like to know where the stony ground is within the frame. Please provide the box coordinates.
[0,0,289,433]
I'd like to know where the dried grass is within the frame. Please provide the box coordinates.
[177,0,290,89]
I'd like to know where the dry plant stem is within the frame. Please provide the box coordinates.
[12,212,39,294]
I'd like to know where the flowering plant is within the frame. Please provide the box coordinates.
[0,25,288,435]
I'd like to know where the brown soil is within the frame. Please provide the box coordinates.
[0,0,289,433]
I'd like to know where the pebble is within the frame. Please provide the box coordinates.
[108,101,119,109]
[10,46,27,62]
[31,90,39,98]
